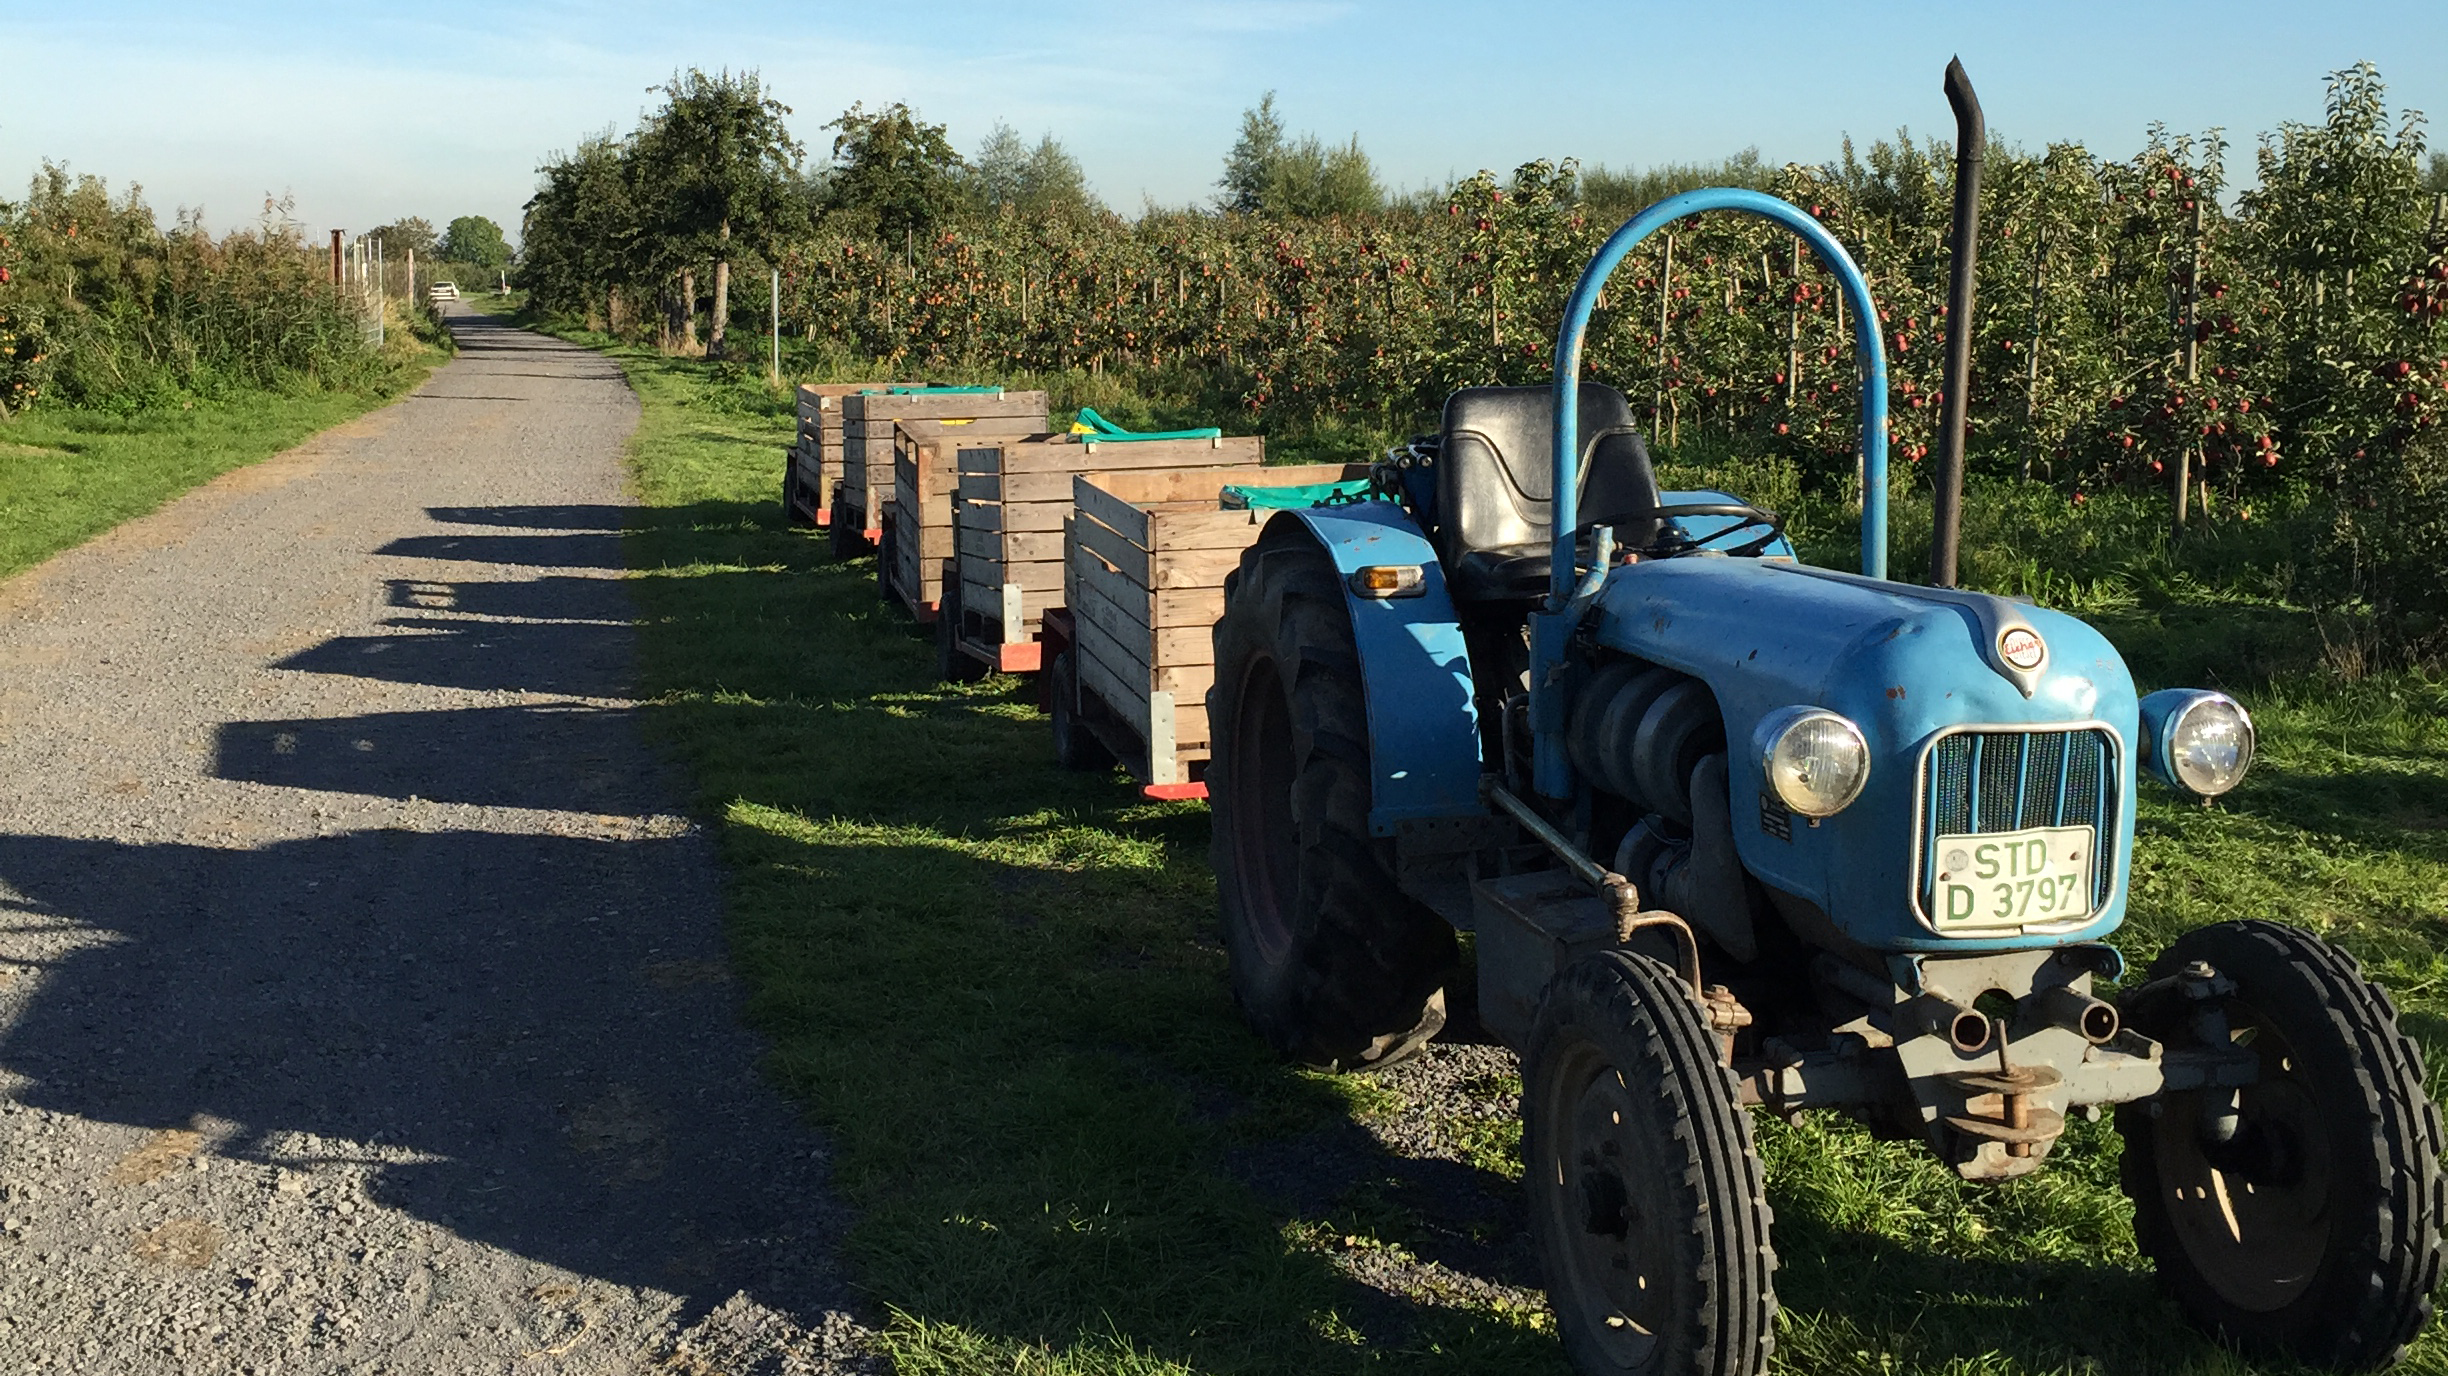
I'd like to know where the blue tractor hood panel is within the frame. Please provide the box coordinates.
[1587,558,2140,953]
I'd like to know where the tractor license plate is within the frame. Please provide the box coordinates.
[1931,826,2096,931]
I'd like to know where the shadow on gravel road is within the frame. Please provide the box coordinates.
[273,618,638,699]
[0,825,846,1326]
[443,316,602,359]
[374,531,629,571]
[426,505,633,532]
[217,705,647,812]
[384,574,637,625]
[0,492,852,1338]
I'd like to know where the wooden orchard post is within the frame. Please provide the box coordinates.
[2023,220,2047,480]
[1652,234,1674,444]
[1785,238,1801,409]
[2172,199,2203,537]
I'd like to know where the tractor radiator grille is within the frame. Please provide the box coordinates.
[1921,727,2118,912]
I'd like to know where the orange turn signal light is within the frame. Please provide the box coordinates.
[1349,564,1425,598]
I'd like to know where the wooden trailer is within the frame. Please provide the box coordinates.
[885,414,1052,620]
[939,433,1266,676]
[1051,463,1374,798]
[836,388,1047,554]
[783,382,922,530]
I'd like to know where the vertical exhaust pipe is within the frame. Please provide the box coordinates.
[1931,57,1983,588]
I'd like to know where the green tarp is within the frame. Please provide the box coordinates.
[1071,406,1224,443]
[1219,479,1384,510]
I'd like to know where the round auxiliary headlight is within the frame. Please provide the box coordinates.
[1755,707,1871,818]
[2162,693,2254,797]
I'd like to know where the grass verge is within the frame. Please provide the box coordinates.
[0,339,448,583]
[597,334,2448,1374]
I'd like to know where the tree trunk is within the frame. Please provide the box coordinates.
[680,270,699,355]
[708,221,733,357]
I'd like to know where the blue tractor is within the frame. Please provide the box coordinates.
[1206,66,2442,1375]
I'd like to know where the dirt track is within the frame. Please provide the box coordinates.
[0,309,874,1373]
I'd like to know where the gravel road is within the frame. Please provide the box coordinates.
[0,309,876,1373]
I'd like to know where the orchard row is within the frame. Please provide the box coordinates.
[584,65,2448,504]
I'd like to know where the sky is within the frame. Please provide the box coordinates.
[5,0,2445,246]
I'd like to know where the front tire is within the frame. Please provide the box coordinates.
[1207,524,1455,1072]
[2118,919,2444,1371]
[1525,951,1778,1376]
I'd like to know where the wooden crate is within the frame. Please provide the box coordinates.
[783,382,924,528]
[887,414,1052,619]
[839,390,1048,545]
[1064,463,1372,794]
[947,433,1265,673]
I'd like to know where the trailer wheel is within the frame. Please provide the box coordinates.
[785,463,816,529]
[828,488,860,560]
[1525,950,1777,1376]
[937,579,985,682]
[2117,920,2444,1371]
[1208,525,1455,1072]
[1048,650,1113,772]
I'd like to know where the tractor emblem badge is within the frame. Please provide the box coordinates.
[1998,626,2045,671]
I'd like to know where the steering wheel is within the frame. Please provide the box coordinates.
[1635,502,1786,559]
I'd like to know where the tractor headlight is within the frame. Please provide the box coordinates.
[1755,707,1870,818]
[2140,689,2254,797]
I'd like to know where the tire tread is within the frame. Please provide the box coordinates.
[2120,919,2443,1371]
[1209,525,1454,1072]
[1527,952,1776,1376]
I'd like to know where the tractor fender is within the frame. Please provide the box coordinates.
[1271,505,1484,835]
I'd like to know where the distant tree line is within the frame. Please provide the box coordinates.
[520,64,2448,542]
[363,215,512,277]
[536,65,2428,492]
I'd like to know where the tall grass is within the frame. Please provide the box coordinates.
[0,164,393,414]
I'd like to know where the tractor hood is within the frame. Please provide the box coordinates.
[1587,557,2140,953]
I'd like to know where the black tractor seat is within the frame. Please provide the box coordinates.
[1433,384,1661,603]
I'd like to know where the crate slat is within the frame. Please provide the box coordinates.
[956,498,1070,535]
[1150,543,1252,591]
[1072,509,1153,587]
[1068,548,1156,672]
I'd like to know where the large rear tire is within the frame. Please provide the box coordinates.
[2117,919,2444,1371]
[1525,951,1778,1376]
[1207,523,1455,1072]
